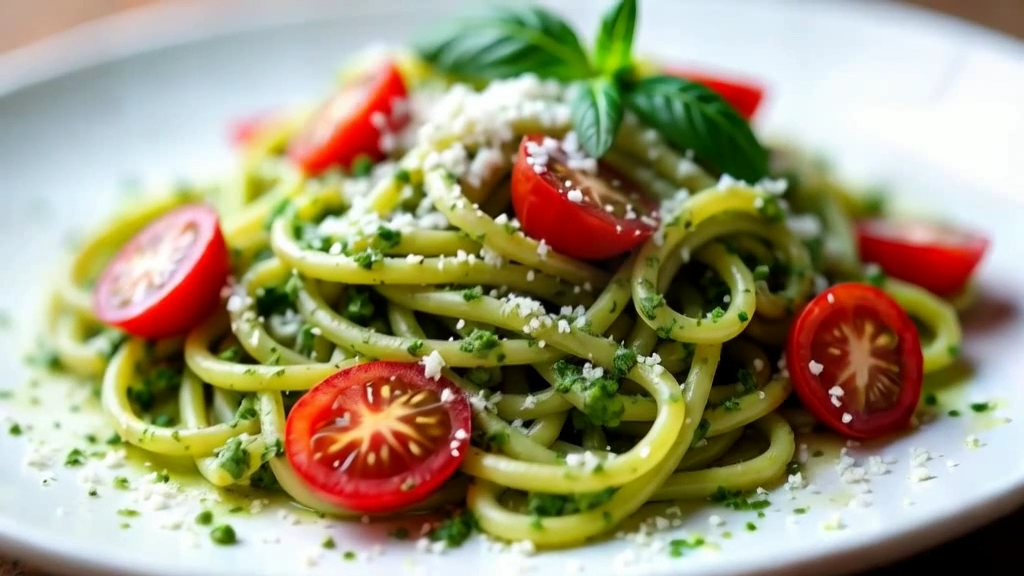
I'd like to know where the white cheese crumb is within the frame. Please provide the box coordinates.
[420,350,446,380]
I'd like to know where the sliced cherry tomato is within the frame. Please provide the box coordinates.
[285,361,471,514]
[93,204,230,340]
[510,134,660,261]
[227,111,281,148]
[856,218,990,297]
[664,67,765,120]
[287,61,408,175]
[786,283,923,440]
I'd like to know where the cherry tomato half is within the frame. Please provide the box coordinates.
[510,134,660,261]
[664,67,765,120]
[93,204,230,340]
[285,361,471,514]
[287,61,409,176]
[786,283,923,440]
[856,218,990,297]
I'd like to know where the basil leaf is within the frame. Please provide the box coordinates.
[570,77,624,158]
[626,75,768,181]
[593,0,637,76]
[417,6,591,82]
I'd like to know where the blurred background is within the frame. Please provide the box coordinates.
[0,0,1022,53]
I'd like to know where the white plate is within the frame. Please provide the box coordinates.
[1,1,1023,575]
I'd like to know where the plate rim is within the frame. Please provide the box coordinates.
[1,1,1023,575]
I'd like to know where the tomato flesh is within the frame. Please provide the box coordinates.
[510,134,660,261]
[287,61,408,175]
[285,361,471,514]
[785,283,923,440]
[664,67,765,120]
[856,218,989,297]
[93,204,229,340]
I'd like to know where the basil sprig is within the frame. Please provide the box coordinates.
[570,77,623,163]
[417,0,769,180]
[627,76,768,181]
[417,6,591,82]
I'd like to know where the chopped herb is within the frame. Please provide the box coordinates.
[390,527,410,540]
[64,448,87,467]
[668,536,705,558]
[612,347,638,378]
[793,507,808,515]
[210,524,237,545]
[88,488,99,497]
[113,476,130,490]
[254,274,303,316]
[343,287,376,324]
[720,397,741,411]
[394,169,411,183]
[343,551,357,561]
[552,359,625,427]
[690,418,711,447]
[708,487,770,511]
[375,226,402,249]
[708,306,725,321]
[353,248,384,270]
[637,294,665,320]
[8,423,22,436]
[321,536,337,549]
[154,471,171,483]
[737,311,749,322]
[923,392,938,406]
[948,345,961,358]
[459,329,500,356]
[128,366,181,411]
[428,510,478,549]
[746,521,757,531]
[214,437,251,480]
[970,402,992,413]
[195,510,214,525]
[737,369,757,394]
[948,409,961,417]
[406,339,424,356]
[461,286,483,301]
[235,395,259,421]
[106,433,123,446]
[117,508,140,518]
[351,155,374,178]
[526,488,616,520]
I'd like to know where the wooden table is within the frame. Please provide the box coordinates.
[0,1,1021,575]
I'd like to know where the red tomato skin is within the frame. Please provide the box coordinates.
[856,219,990,297]
[287,62,408,176]
[664,67,765,120]
[785,283,923,440]
[510,135,658,261]
[285,361,471,514]
[93,205,230,340]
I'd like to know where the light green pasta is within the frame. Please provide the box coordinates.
[41,52,971,551]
